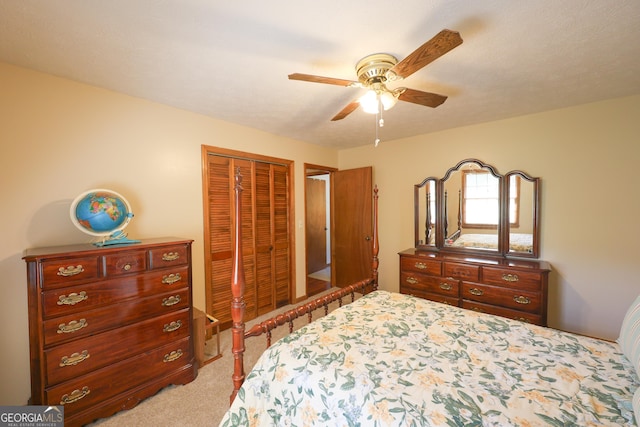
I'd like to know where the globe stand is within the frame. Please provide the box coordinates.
[94,230,141,247]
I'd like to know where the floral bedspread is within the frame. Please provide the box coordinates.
[219,291,639,426]
[450,233,533,252]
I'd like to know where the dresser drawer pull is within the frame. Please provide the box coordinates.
[57,291,88,306]
[439,283,453,291]
[57,265,84,277]
[57,319,88,334]
[60,350,90,367]
[162,295,181,307]
[163,320,182,333]
[514,295,531,305]
[60,386,90,405]
[469,288,484,296]
[163,349,183,363]
[162,273,182,285]
[502,273,519,282]
[405,277,418,285]
[123,264,132,271]
[414,262,428,270]
[515,317,531,323]
[162,252,181,262]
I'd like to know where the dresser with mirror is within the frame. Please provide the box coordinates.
[399,159,551,325]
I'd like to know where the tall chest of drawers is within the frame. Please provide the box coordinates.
[24,237,197,427]
[399,248,551,326]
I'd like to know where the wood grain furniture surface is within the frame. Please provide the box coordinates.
[399,248,551,325]
[24,237,197,427]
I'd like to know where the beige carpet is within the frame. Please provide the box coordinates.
[88,288,349,427]
[307,266,330,281]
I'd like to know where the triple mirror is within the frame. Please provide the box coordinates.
[415,159,540,258]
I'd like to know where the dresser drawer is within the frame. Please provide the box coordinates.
[42,266,190,318]
[400,288,459,307]
[461,283,541,314]
[400,272,458,297]
[44,308,190,385]
[40,257,101,289]
[443,262,480,281]
[400,257,441,276]
[45,337,191,414]
[149,244,189,269]
[103,250,147,277]
[462,300,542,325]
[43,288,191,347]
[482,267,542,291]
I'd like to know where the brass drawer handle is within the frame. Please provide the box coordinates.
[163,320,182,333]
[57,291,88,306]
[502,273,519,282]
[162,273,182,285]
[515,317,531,323]
[162,252,180,261]
[163,349,183,362]
[123,264,132,271]
[162,295,181,307]
[60,350,90,367]
[57,265,84,277]
[60,386,90,405]
[439,283,453,291]
[414,262,427,270]
[514,295,531,305]
[405,277,418,285]
[469,288,484,296]
[57,319,88,334]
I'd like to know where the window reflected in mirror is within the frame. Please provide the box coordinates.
[443,161,500,252]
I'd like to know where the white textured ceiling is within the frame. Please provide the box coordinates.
[1,1,639,149]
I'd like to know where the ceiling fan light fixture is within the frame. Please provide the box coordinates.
[359,89,398,114]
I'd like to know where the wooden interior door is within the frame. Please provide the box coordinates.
[332,166,373,286]
[306,177,327,274]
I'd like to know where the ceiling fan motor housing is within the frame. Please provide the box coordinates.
[356,53,398,85]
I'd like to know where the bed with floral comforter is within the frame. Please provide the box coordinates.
[219,291,639,426]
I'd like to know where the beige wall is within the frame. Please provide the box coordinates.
[2,61,639,406]
[339,93,640,342]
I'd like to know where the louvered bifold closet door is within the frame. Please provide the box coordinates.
[272,164,291,308]
[254,162,275,316]
[205,153,292,329]
[206,155,234,327]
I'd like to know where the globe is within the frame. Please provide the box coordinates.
[70,189,140,246]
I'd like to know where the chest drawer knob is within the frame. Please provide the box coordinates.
[414,262,428,270]
[163,320,182,333]
[502,273,519,282]
[439,283,453,291]
[162,252,181,262]
[163,349,183,363]
[469,288,484,296]
[60,350,90,367]
[162,273,182,285]
[405,277,418,285]
[60,386,90,405]
[57,291,88,306]
[57,319,88,334]
[57,265,84,277]
[162,295,181,307]
[514,295,531,305]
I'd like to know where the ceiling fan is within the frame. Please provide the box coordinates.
[288,29,463,122]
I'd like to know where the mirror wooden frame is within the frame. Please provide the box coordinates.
[414,158,541,258]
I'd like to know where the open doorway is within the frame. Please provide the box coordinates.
[305,164,336,297]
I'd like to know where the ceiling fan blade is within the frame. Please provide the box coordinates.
[390,29,463,79]
[288,73,359,87]
[331,101,360,121]
[398,88,448,108]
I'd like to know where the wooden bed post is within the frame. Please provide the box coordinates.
[230,167,246,404]
[372,185,379,288]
